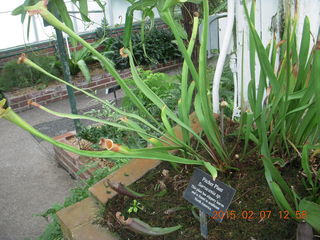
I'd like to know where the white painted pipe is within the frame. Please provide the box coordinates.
[212,0,235,113]
[230,53,240,119]
[63,33,72,59]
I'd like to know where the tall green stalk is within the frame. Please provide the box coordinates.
[243,0,320,232]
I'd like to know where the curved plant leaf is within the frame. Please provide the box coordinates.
[116,212,181,235]
[299,199,320,232]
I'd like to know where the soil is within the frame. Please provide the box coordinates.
[8,80,63,97]
[6,62,104,97]
[99,138,309,240]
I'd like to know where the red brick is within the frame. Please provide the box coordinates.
[10,95,27,104]
[36,94,51,102]
[95,79,108,85]
[10,104,19,109]
[19,101,28,107]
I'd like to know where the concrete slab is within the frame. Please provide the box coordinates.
[0,88,122,240]
[0,118,76,240]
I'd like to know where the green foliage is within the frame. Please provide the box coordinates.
[37,214,63,240]
[2,1,229,238]
[105,27,182,70]
[127,199,144,214]
[78,106,146,147]
[209,0,227,14]
[78,123,147,148]
[0,91,8,108]
[95,18,111,39]
[243,0,320,231]
[0,54,61,91]
[122,69,180,119]
[11,0,225,179]
[77,69,180,146]
[68,37,108,80]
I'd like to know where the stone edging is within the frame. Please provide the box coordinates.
[6,60,182,113]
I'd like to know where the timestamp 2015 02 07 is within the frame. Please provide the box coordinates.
[211,210,308,221]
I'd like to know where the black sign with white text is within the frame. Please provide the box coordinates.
[183,168,236,223]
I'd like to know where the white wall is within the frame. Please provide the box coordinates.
[0,1,32,49]
[0,0,159,50]
[234,0,279,111]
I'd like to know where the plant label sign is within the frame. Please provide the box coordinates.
[183,168,236,223]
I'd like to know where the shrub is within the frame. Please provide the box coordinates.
[105,27,182,70]
[0,54,62,91]
[95,18,111,39]
[121,69,180,119]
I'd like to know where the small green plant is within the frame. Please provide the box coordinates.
[0,54,61,91]
[127,199,144,214]
[105,27,182,70]
[95,18,111,39]
[68,37,108,81]
[121,69,180,120]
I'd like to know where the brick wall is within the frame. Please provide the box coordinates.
[53,131,96,179]
[6,60,182,113]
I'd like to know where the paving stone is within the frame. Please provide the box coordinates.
[57,197,119,240]
[57,198,99,239]
[72,222,119,240]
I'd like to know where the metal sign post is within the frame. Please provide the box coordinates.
[199,210,208,239]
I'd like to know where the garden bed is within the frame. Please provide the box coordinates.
[100,147,300,239]
[5,60,181,113]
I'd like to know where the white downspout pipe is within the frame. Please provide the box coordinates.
[212,0,235,113]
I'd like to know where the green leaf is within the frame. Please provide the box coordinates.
[203,161,218,180]
[301,145,313,187]
[52,0,74,31]
[299,199,320,232]
[161,106,175,138]
[296,17,310,89]
[52,0,77,48]
[12,5,25,16]
[268,181,295,217]
[12,0,30,23]
[93,0,105,9]
[243,0,279,93]
[77,59,91,82]
[79,0,90,22]
[116,212,181,236]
